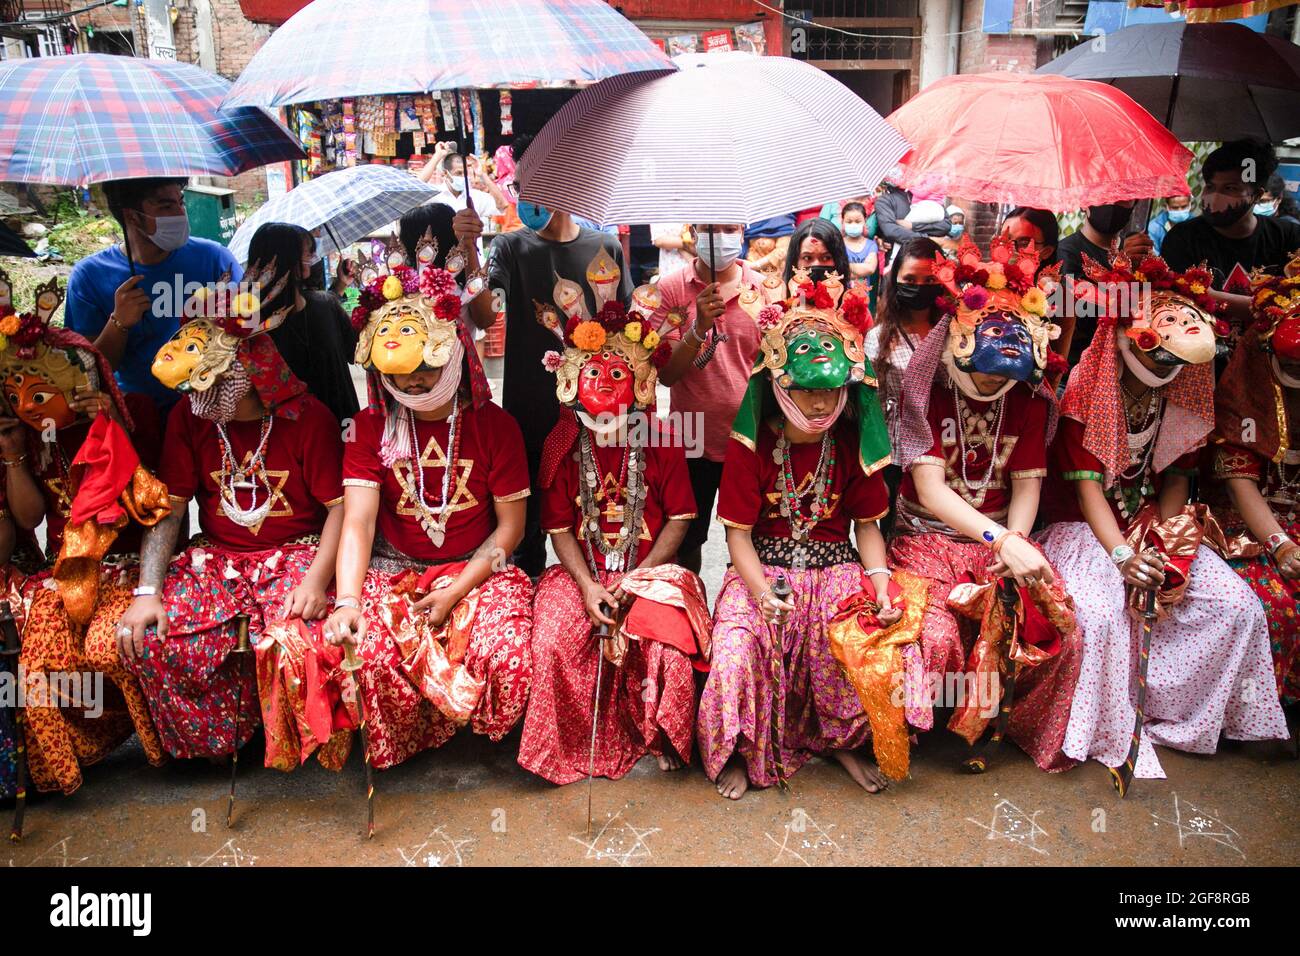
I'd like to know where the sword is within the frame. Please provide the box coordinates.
[340,637,375,839]
[586,599,615,836]
[962,578,1021,774]
[768,573,793,790]
[1110,583,1158,798]
[226,614,252,828]
[1,601,28,843]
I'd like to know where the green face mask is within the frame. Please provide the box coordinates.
[784,330,851,390]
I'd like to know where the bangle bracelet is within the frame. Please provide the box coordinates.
[1267,532,1293,555]
[2,455,25,467]
[981,523,1007,548]
[132,585,158,597]
[863,566,890,576]
[757,588,773,608]
[1109,543,1136,567]
[684,324,705,347]
[109,314,128,333]
[991,530,1024,556]
[335,596,361,610]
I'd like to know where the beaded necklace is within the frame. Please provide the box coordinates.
[216,416,275,528]
[773,424,835,541]
[578,424,647,573]
[406,396,461,548]
[950,383,1006,493]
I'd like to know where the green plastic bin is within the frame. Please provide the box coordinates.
[183,184,237,245]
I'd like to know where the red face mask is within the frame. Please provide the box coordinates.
[577,349,635,419]
[1273,318,1300,362]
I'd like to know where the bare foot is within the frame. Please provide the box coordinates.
[715,756,750,800]
[656,750,684,772]
[831,749,889,794]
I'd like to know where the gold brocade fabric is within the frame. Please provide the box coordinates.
[255,620,352,772]
[52,465,171,627]
[608,563,712,668]
[381,568,485,724]
[945,577,1074,746]
[1124,503,1227,619]
[827,569,928,781]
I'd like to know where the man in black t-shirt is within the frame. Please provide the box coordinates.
[1054,200,1154,366]
[1162,140,1300,324]
[467,137,630,576]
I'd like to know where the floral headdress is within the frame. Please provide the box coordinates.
[931,234,1066,383]
[1247,249,1300,353]
[1079,252,1228,349]
[535,250,672,408]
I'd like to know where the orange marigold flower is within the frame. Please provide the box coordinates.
[571,320,606,352]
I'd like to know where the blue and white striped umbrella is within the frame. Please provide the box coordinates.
[518,52,913,226]
[229,164,437,264]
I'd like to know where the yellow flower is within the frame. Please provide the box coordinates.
[986,272,1007,291]
[571,320,606,352]
[623,320,642,343]
[642,329,660,350]
[0,314,18,336]
[231,292,261,317]
[1190,282,1206,295]
[1021,288,1047,316]
[382,275,404,301]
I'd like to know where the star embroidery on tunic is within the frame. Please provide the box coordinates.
[574,471,652,546]
[764,470,841,521]
[209,451,292,535]
[941,433,1019,510]
[393,432,478,521]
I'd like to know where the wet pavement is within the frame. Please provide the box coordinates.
[4,720,1295,867]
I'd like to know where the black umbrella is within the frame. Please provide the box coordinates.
[1037,22,1300,143]
[0,222,35,258]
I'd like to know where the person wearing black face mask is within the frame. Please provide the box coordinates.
[1162,140,1300,326]
[864,236,945,535]
[1054,200,1154,367]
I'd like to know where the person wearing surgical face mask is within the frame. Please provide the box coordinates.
[1146,195,1193,257]
[840,202,878,289]
[648,223,771,575]
[1163,140,1300,325]
[64,177,242,419]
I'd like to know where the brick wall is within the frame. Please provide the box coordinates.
[958,0,1039,76]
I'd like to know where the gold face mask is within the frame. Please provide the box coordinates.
[369,308,430,376]
[153,321,214,390]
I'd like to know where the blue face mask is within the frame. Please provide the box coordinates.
[843,222,864,238]
[1253,201,1278,217]
[949,223,965,239]
[517,198,554,231]
[1166,208,1191,223]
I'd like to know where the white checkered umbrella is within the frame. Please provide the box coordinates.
[517,52,912,226]
[229,164,436,264]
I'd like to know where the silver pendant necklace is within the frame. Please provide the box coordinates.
[217,416,275,528]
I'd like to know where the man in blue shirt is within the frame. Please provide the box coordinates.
[64,177,241,416]
[1146,195,1193,256]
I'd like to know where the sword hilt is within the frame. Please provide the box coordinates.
[770,572,793,626]
[1140,581,1158,623]
[232,613,252,654]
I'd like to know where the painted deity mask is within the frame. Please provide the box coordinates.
[1132,292,1219,366]
[955,313,1036,383]
[780,329,851,391]
[3,367,76,430]
[370,307,431,376]
[153,321,213,390]
[577,348,635,419]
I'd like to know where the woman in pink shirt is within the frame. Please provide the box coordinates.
[652,223,784,574]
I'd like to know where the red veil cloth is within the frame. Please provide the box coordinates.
[1059,317,1214,486]
[1213,325,1286,467]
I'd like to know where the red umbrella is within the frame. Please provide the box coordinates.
[1131,0,1298,23]
[887,73,1193,212]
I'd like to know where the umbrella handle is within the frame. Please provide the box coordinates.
[454,89,475,214]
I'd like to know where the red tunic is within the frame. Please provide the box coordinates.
[342,402,531,562]
[1045,416,1199,526]
[897,382,1048,531]
[541,423,698,573]
[158,395,343,551]
[716,418,889,542]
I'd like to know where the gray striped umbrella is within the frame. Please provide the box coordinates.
[517,52,912,226]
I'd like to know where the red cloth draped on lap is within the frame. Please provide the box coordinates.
[614,563,712,669]
[257,617,355,771]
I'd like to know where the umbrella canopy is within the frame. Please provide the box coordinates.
[228,164,437,263]
[0,223,35,259]
[1130,0,1298,23]
[222,0,674,108]
[886,73,1192,212]
[1037,21,1300,143]
[0,54,302,187]
[517,53,912,226]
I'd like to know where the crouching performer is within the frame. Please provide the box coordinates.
[1038,254,1286,779]
[320,250,533,769]
[519,279,708,784]
[0,271,169,794]
[889,237,1081,773]
[1208,254,1300,707]
[114,264,344,764]
[699,272,897,799]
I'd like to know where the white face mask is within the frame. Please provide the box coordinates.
[145,213,190,252]
[446,172,465,195]
[695,229,742,271]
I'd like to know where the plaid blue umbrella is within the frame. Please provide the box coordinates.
[229,164,437,263]
[0,54,303,186]
[221,0,674,108]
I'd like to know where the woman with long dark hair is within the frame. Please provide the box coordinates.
[782,217,851,286]
[245,222,360,423]
[864,236,945,528]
